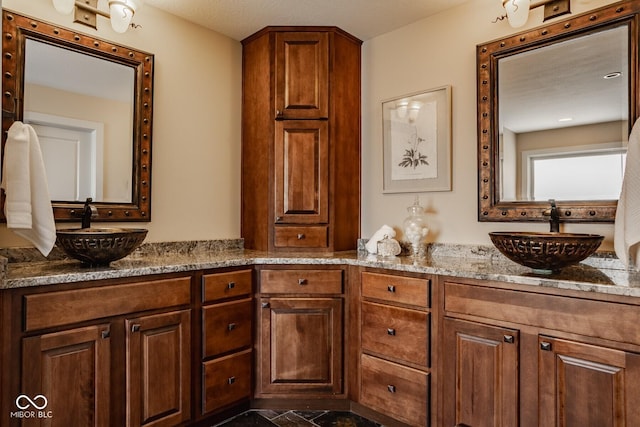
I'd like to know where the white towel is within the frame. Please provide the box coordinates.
[615,118,640,271]
[365,224,396,254]
[1,121,56,256]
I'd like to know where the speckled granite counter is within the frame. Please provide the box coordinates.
[2,240,640,298]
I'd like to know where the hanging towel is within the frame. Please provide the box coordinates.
[1,121,56,256]
[615,118,640,271]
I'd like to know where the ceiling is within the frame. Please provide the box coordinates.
[143,0,470,41]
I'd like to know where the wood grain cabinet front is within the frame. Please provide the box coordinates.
[358,271,431,426]
[200,269,254,416]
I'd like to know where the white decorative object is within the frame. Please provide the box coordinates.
[365,224,396,254]
[403,197,429,258]
[377,235,402,258]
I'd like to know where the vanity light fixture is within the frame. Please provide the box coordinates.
[498,0,571,28]
[52,0,143,33]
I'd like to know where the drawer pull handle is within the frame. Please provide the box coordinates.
[298,278,308,285]
[387,384,396,393]
[297,233,306,240]
[101,329,110,339]
[228,376,236,385]
[227,281,235,289]
[227,323,237,331]
[261,302,270,308]
[387,285,396,293]
[540,341,552,352]
[503,335,514,344]
[387,328,396,336]
[131,324,141,333]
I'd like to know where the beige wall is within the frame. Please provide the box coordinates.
[1,0,622,251]
[361,0,619,250]
[1,0,242,246]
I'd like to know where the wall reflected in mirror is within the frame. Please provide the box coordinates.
[497,24,628,203]
[23,38,135,203]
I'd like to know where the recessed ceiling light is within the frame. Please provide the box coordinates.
[603,72,622,79]
[558,117,573,122]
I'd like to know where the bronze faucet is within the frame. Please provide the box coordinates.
[81,197,98,228]
[542,199,560,233]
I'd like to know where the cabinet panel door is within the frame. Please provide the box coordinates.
[442,317,519,427]
[22,324,111,427]
[126,310,191,427]
[260,297,342,394]
[275,120,329,225]
[275,32,329,119]
[538,336,640,427]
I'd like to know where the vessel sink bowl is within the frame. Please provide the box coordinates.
[56,227,148,266]
[489,231,604,273]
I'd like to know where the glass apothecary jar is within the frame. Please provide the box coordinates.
[403,197,429,258]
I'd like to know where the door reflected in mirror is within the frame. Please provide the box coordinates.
[498,24,628,202]
[23,38,135,204]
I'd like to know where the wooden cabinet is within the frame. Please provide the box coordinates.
[441,277,640,427]
[241,27,361,252]
[358,271,431,426]
[22,324,111,427]
[126,310,191,427]
[442,318,519,427]
[256,267,345,398]
[200,269,253,415]
[4,275,193,427]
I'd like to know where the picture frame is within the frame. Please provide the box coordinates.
[382,85,452,193]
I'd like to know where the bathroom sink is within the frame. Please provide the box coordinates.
[489,231,604,274]
[56,228,148,266]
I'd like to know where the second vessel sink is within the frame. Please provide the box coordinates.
[489,231,604,273]
[56,227,148,266]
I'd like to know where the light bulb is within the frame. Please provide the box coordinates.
[52,0,75,15]
[504,0,531,28]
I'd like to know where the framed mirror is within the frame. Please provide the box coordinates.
[477,0,640,223]
[1,10,153,222]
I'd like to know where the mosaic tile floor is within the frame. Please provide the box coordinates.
[213,410,383,427]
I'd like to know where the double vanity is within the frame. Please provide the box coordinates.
[1,242,640,426]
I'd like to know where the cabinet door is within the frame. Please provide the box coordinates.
[275,32,329,119]
[259,297,342,395]
[538,336,640,427]
[275,120,329,225]
[126,310,191,427]
[442,317,519,427]
[22,324,111,427]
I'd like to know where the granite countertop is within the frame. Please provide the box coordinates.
[2,240,640,298]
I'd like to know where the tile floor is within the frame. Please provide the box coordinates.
[213,410,383,427]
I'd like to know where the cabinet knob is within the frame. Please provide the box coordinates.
[101,329,110,339]
[387,384,396,393]
[227,323,237,331]
[387,285,396,293]
[228,376,236,385]
[297,233,306,240]
[131,324,141,333]
[227,281,235,289]
[540,341,552,351]
[503,335,515,344]
[298,278,308,285]
[387,328,396,336]
[261,302,270,309]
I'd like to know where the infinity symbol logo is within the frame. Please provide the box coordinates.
[15,394,48,410]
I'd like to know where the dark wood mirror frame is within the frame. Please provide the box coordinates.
[477,0,639,223]
[1,10,153,222]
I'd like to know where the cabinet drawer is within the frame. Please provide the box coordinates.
[361,301,429,367]
[260,269,343,294]
[203,299,252,358]
[202,349,252,414]
[24,276,192,332]
[360,354,429,426]
[202,269,252,302]
[362,272,429,308]
[274,226,328,248]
